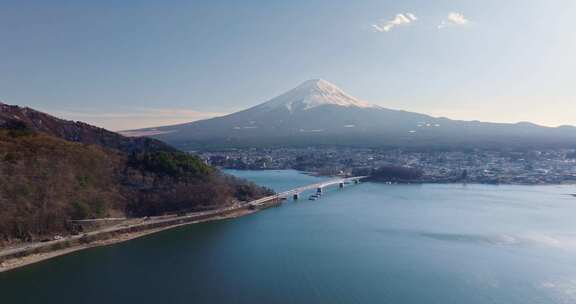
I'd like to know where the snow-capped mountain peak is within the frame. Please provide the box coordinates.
[130,79,576,151]
[260,79,379,112]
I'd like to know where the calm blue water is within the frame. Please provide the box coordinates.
[1,169,576,304]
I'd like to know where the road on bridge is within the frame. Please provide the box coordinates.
[249,176,367,207]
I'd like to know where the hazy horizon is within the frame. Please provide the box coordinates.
[1,0,575,130]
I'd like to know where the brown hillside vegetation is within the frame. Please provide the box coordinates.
[0,129,125,242]
[0,128,273,246]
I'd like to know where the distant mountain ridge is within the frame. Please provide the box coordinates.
[0,102,174,154]
[126,79,576,150]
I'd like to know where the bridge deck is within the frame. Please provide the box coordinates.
[249,176,367,206]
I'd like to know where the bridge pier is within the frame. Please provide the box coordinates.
[293,193,299,200]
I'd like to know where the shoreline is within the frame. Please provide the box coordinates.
[224,168,576,186]
[0,202,271,273]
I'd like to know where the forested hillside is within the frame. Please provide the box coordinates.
[0,104,273,245]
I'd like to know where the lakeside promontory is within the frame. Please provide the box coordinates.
[0,102,273,249]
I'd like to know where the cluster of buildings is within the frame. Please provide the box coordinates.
[199,147,576,185]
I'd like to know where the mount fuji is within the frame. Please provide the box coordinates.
[128,79,576,150]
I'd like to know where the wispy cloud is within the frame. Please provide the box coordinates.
[438,12,470,29]
[372,13,418,33]
[50,107,227,131]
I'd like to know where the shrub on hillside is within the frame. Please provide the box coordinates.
[128,151,212,179]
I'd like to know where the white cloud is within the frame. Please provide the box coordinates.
[438,12,470,29]
[372,13,418,33]
[49,107,226,131]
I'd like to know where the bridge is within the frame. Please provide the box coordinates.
[248,176,368,208]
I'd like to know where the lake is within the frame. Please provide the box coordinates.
[1,169,576,304]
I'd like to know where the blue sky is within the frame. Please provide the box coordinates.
[1,0,575,130]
